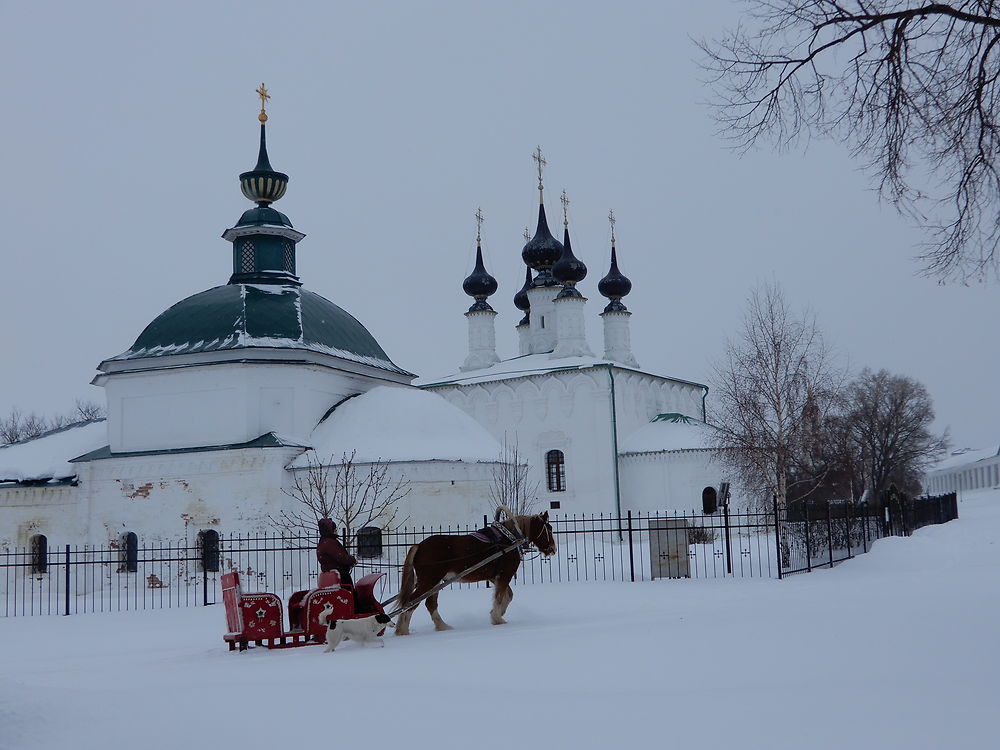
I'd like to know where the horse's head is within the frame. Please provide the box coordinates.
[524,511,557,557]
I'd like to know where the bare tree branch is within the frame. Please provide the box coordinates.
[700,1,1000,281]
[487,436,540,517]
[271,450,411,551]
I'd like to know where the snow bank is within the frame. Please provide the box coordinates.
[2,489,997,750]
[0,420,108,482]
[290,386,501,466]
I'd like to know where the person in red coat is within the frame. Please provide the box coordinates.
[317,518,356,586]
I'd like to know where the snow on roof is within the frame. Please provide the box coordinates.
[619,413,717,455]
[929,445,1000,472]
[417,353,708,390]
[289,386,501,467]
[0,420,109,483]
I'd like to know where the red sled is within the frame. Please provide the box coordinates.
[221,570,386,651]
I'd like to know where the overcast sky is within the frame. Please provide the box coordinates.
[1,1,996,450]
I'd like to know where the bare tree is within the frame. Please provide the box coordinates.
[73,399,106,421]
[273,450,411,549]
[845,368,949,496]
[0,408,49,445]
[0,400,106,445]
[700,2,1000,281]
[710,283,842,511]
[487,436,540,517]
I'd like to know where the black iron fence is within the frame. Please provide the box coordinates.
[0,496,958,617]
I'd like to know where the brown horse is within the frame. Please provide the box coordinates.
[394,510,557,635]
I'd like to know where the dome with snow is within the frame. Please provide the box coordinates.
[114,283,406,374]
[290,386,502,466]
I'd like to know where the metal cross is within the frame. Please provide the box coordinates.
[256,83,270,121]
[608,209,617,246]
[475,206,484,244]
[532,146,546,192]
[523,226,531,242]
[561,190,570,227]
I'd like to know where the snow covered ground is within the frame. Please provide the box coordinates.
[3,490,997,750]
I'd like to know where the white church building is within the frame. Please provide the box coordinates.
[0,101,720,555]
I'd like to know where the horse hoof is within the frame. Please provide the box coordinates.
[394,628,409,636]
[491,617,507,625]
[435,623,454,631]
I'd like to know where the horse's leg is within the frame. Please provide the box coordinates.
[490,577,514,625]
[425,591,454,631]
[395,575,441,636]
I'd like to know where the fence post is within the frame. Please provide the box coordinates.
[773,495,783,580]
[846,501,853,559]
[826,502,834,569]
[723,501,733,575]
[627,510,635,583]
[63,544,71,616]
[804,501,812,573]
[484,515,490,588]
[203,564,208,607]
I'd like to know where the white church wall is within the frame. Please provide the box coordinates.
[619,450,720,514]
[383,460,502,528]
[0,485,84,549]
[428,369,619,516]
[79,446,305,546]
[103,361,374,453]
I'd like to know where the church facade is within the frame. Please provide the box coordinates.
[0,98,721,565]
[418,160,719,517]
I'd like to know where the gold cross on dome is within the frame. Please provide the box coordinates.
[475,207,485,244]
[532,146,547,194]
[256,83,270,122]
[561,190,570,227]
[608,209,617,246]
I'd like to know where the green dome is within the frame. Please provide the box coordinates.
[115,284,408,373]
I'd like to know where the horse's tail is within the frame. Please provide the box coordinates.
[397,543,419,609]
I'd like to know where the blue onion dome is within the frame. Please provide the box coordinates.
[521,203,564,285]
[513,265,532,325]
[239,122,289,206]
[553,224,587,298]
[599,246,632,312]
[463,244,498,312]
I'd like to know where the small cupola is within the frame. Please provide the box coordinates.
[520,147,564,286]
[462,208,498,312]
[598,210,632,312]
[552,190,587,298]
[222,84,305,286]
[513,265,532,326]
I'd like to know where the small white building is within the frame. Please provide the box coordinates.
[925,446,1000,495]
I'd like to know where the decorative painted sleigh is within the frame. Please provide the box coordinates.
[221,570,386,651]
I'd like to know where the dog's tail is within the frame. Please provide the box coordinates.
[397,544,419,610]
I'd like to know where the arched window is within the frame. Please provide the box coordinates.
[122,531,139,573]
[30,534,48,574]
[546,450,566,492]
[199,529,220,572]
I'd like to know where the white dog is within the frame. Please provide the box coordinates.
[318,602,394,652]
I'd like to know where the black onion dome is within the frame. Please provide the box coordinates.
[598,246,632,312]
[513,266,532,325]
[463,245,498,312]
[521,203,563,283]
[239,123,289,206]
[553,225,587,298]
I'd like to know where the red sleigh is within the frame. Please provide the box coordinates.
[221,570,386,651]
